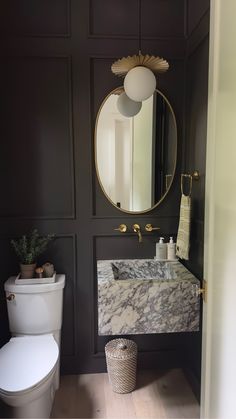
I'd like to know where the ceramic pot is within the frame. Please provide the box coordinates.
[20,263,36,279]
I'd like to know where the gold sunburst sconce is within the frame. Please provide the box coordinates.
[111,1,169,105]
[111,53,169,78]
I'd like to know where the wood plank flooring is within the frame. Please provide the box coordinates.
[51,369,200,419]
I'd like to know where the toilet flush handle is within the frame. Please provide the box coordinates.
[6,293,15,301]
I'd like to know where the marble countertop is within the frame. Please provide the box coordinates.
[97,259,200,336]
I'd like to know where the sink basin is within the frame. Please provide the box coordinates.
[111,260,177,281]
[97,259,200,336]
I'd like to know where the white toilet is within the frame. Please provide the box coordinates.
[0,274,65,418]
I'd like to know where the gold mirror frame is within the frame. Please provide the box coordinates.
[94,87,177,214]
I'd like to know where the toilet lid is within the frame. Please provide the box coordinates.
[0,334,59,393]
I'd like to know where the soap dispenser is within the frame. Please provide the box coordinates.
[167,237,177,260]
[155,237,167,260]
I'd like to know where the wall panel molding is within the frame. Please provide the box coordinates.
[0,0,71,38]
[0,55,75,220]
[187,9,210,56]
[91,215,180,220]
[88,0,138,38]
[187,0,210,37]
[89,0,186,40]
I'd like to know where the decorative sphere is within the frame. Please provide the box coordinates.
[124,66,156,102]
[117,92,142,117]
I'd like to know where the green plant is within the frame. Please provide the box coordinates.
[11,229,54,264]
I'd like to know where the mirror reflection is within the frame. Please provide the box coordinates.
[95,88,177,213]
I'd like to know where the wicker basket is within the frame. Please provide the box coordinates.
[105,338,138,394]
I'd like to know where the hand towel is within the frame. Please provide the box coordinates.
[176,194,191,260]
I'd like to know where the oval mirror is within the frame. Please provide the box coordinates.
[95,87,177,213]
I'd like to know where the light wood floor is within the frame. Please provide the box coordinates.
[51,369,200,419]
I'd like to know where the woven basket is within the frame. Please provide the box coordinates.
[105,338,138,394]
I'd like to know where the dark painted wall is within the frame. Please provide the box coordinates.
[0,0,209,376]
[183,0,210,397]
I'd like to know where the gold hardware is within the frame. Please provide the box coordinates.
[132,224,142,243]
[114,224,127,233]
[192,170,200,180]
[111,54,169,77]
[181,171,200,180]
[181,174,193,196]
[197,279,207,303]
[165,174,172,191]
[6,293,15,302]
[181,170,200,196]
[145,224,160,232]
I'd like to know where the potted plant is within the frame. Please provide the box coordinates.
[11,229,54,279]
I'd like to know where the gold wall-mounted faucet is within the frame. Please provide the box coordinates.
[132,224,142,243]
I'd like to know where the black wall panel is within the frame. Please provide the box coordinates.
[187,0,210,36]
[90,0,185,39]
[0,0,209,376]
[183,3,210,398]
[0,57,74,219]
[185,32,209,279]
[90,0,139,37]
[184,38,209,395]
[1,0,70,37]
[142,0,185,38]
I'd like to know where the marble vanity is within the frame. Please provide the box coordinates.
[97,259,200,335]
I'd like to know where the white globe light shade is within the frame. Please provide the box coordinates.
[124,66,156,102]
[116,92,142,117]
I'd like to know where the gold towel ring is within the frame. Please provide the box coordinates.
[181,174,193,196]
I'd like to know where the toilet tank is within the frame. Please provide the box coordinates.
[4,275,65,335]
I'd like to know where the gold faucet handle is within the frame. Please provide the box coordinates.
[114,224,127,233]
[145,223,160,232]
[132,223,140,232]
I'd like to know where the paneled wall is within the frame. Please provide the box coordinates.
[183,0,210,397]
[0,0,208,377]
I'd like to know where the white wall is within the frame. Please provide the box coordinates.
[114,119,131,209]
[97,94,132,208]
[132,96,153,211]
[201,0,236,417]
[96,93,154,211]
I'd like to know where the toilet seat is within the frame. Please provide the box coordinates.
[0,334,59,393]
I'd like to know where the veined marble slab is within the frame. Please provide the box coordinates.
[97,259,200,335]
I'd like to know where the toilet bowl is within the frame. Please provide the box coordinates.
[0,274,65,418]
[0,334,59,418]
